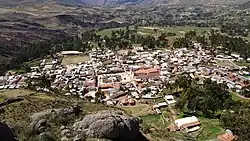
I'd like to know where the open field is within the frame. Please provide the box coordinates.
[0,89,59,101]
[121,104,152,117]
[235,61,250,66]
[61,55,90,65]
[98,26,212,38]
[0,96,4,102]
[197,117,225,141]
[98,27,126,37]
[138,26,213,37]
[98,26,250,42]
[216,59,237,67]
[31,93,56,101]
[0,89,34,98]
[230,92,250,102]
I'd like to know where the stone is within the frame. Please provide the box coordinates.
[73,110,140,141]
[61,129,70,136]
[60,126,66,131]
[61,136,69,141]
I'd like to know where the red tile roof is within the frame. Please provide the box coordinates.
[217,133,235,141]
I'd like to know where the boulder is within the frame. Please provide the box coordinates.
[61,129,70,136]
[73,110,139,141]
[31,119,49,133]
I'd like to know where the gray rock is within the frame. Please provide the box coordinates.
[30,119,49,133]
[60,126,66,131]
[61,136,69,141]
[73,110,139,141]
[61,129,70,136]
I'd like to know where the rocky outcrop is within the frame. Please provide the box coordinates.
[0,122,18,141]
[30,103,82,133]
[73,110,140,141]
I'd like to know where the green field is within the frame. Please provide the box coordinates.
[98,26,212,38]
[98,26,250,42]
[138,26,213,37]
[230,92,250,102]
[61,55,90,65]
[235,61,250,67]
[98,27,127,37]
[121,104,151,117]
[196,117,225,141]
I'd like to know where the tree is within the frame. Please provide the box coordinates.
[220,102,250,141]
[175,77,233,117]
[95,91,105,103]
[37,75,51,89]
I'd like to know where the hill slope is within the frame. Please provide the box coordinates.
[0,0,248,7]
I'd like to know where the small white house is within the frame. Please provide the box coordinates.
[157,102,168,108]
[174,116,201,133]
[164,95,176,104]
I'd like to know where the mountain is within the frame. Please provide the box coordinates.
[57,0,105,6]
[239,0,250,9]
[0,0,248,7]
[58,0,250,6]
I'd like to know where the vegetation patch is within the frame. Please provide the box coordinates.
[235,61,250,66]
[0,94,113,141]
[197,117,225,141]
[98,27,126,37]
[0,89,34,98]
[31,94,56,101]
[121,104,151,117]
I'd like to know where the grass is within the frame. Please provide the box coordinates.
[121,104,151,117]
[27,59,41,67]
[216,59,236,67]
[0,93,114,140]
[98,26,212,38]
[235,61,250,67]
[0,89,59,101]
[230,92,250,102]
[26,56,52,67]
[98,27,127,37]
[244,75,250,78]
[0,89,34,98]
[0,96,4,102]
[61,55,90,65]
[138,26,212,38]
[31,94,56,101]
[140,114,164,128]
[196,117,225,141]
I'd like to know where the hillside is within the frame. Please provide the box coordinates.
[0,3,129,75]
[0,0,248,7]
[239,0,250,9]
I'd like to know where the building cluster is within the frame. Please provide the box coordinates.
[0,45,249,138]
[0,46,249,102]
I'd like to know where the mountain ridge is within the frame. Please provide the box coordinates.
[0,0,249,7]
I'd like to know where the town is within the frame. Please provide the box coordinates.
[0,41,249,140]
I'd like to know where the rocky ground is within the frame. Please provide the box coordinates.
[0,92,147,141]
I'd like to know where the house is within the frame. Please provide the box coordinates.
[164,95,176,104]
[217,132,236,141]
[135,68,160,79]
[174,116,201,133]
[61,51,83,55]
[157,102,168,108]
[155,108,162,114]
